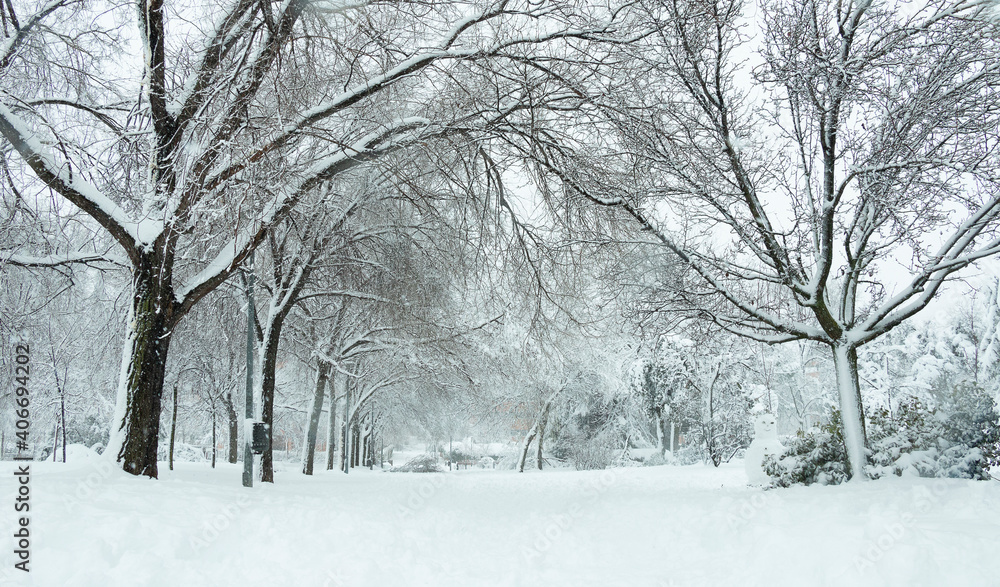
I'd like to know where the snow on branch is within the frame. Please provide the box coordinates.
[308,0,373,16]
[535,148,828,342]
[0,0,67,71]
[854,192,1000,343]
[0,102,163,258]
[0,250,127,269]
[173,117,432,307]
[203,8,611,192]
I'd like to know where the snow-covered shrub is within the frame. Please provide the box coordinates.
[762,410,850,487]
[67,415,110,450]
[570,439,613,470]
[939,382,1000,468]
[391,454,445,473]
[65,443,101,462]
[157,443,207,463]
[868,384,999,480]
[768,383,1000,486]
[444,448,474,464]
[674,443,706,466]
[642,451,669,467]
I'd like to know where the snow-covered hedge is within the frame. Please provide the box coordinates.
[764,383,1000,486]
[868,384,999,480]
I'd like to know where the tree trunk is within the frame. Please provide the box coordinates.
[169,384,178,471]
[355,424,361,468]
[326,373,339,471]
[259,318,283,483]
[60,387,67,463]
[518,392,557,472]
[655,406,669,456]
[302,360,330,475]
[535,406,549,470]
[211,409,217,468]
[832,342,868,480]
[341,380,351,474]
[226,391,238,464]
[517,424,538,473]
[106,259,175,478]
[365,428,372,469]
[367,411,375,469]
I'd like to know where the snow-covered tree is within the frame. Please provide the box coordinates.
[0,0,628,477]
[526,0,1000,479]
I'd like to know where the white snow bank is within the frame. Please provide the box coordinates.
[63,444,100,463]
[0,460,998,586]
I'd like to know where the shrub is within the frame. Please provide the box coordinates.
[762,410,850,487]
[869,384,999,481]
[674,443,706,466]
[571,441,613,470]
[766,383,1000,486]
[642,451,669,467]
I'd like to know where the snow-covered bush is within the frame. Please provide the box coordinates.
[868,384,999,480]
[66,415,110,450]
[766,383,1000,486]
[444,448,474,464]
[642,451,674,467]
[570,438,614,470]
[157,443,208,463]
[64,443,101,462]
[674,443,707,466]
[391,454,445,473]
[762,410,850,487]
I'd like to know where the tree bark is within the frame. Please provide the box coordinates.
[832,342,868,480]
[326,373,339,471]
[517,423,538,473]
[341,379,351,474]
[226,391,238,464]
[211,409,217,468]
[518,392,558,472]
[351,422,360,468]
[535,405,549,470]
[302,360,330,475]
[169,384,178,471]
[59,382,67,463]
[106,255,176,478]
[259,320,281,483]
[655,406,669,457]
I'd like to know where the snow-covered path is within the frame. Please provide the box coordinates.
[2,457,999,586]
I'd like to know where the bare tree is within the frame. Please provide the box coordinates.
[526,0,1000,479]
[0,0,624,476]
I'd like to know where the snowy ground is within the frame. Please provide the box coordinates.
[2,453,999,586]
